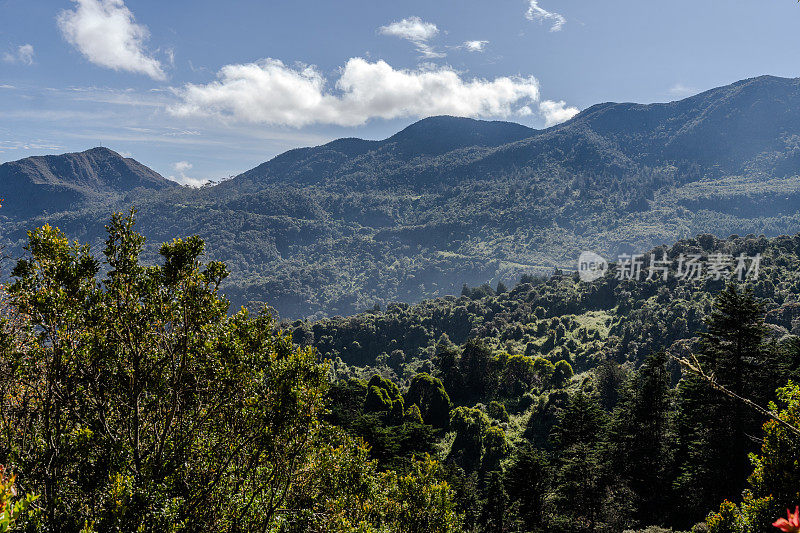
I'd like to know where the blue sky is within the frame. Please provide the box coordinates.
[1,0,799,184]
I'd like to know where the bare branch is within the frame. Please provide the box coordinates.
[673,353,800,439]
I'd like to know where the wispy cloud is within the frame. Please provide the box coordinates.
[669,83,697,98]
[170,57,565,127]
[0,140,64,152]
[3,44,35,65]
[379,16,445,58]
[57,0,166,80]
[525,1,566,32]
[462,40,489,52]
[169,160,208,187]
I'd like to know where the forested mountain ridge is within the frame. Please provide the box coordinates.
[3,75,800,318]
[227,75,800,191]
[0,147,175,218]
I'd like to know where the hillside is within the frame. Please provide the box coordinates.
[0,147,176,218]
[4,75,800,318]
[11,211,800,531]
[293,230,800,532]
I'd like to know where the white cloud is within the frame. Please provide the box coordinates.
[3,44,35,65]
[379,16,438,42]
[379,16,445,58]
[58,0,166,80]
[526,1,566,32]
[538,99,579,126]
[173,160,192,173]
[170,57,565,127]
[169,160,208,187]
[669,83,696,98]
[463,40,489,52]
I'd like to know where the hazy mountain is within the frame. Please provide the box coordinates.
[0,147,176,218]
[4,75,800,318]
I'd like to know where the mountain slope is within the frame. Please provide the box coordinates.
[0,147,176,217]
[229,116,536,189]
[5,75,800,318]
[229,75,800,192]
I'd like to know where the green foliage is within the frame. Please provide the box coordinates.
[0,467,39,532]
[449,407,490,471]
[551,391,607,531]
[704,381,800,533]
[676,284,771,521]
[281,431,461,532]
[552,359,574,388]
[604,352,674,528]
[0,213,461,532]
[405,373,451,428]
[503,445,550,532]
[365,374,405,419]
[487,401,510,423]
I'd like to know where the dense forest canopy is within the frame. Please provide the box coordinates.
[3,213,800,531]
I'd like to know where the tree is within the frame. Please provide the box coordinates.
[405,373,451,428]
[552,359,574,388]
[435,335,462,400]
[704,381,800,533]
[365,374,405,419]
[459,339,497,399]
[675,284,768,523]
[551,391,607,531]
[284,430,461,532]
[594,360,627,411]
[449,407,490,471]
[502,354,537,395]
[481,471,507,533]
[604,352,674,528]
[0,213,330,531]
[504,445,550,531]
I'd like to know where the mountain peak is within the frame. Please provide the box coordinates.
[386,115,535,155]
[0,147,175,217]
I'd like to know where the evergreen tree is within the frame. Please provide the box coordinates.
[504,444,550,531]
[675,283,768,524]
[481,471,507,533]
[605,352,675,528]
[551,391,607,531]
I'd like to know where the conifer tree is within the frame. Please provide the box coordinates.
[605,352,675,527]
[675,283,768,523]
[551,391,607,531]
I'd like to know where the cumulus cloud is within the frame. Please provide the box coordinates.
[538,99,580,126]
[526,1,566,32]
[58,0,166,80]
[169,160,207,187]
[463,40,489,52]
[379,16,445,58]
[3,44,35,65]
[170,57,564,127]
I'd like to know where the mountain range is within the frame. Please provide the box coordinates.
[3,74,800,318]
